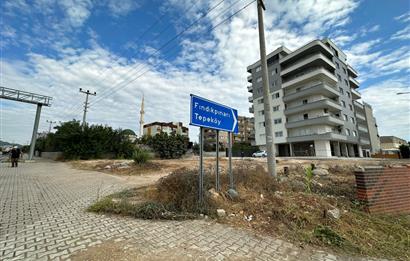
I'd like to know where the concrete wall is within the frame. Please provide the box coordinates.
[41,152,63,160]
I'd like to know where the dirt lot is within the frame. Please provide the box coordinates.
[76,156,410,260]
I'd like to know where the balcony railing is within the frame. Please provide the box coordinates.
[247,75,252,83]
[351,88,361,100]
[247,85,253,93]
[356,113,366,121]
[280,53,335,76]
[248,96,253,102]
[282,67,337,89]
[284,99,341,115]
[358,125,368,133]
[349,76,359,88]
[285,115,344,129]
[347,64,358,78]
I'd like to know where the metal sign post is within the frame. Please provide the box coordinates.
[228,132,233,189]
[216,130,220,191]
[190,94,239,202]
[199,127,204,203]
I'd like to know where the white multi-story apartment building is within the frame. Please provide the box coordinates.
[247,39,380,157]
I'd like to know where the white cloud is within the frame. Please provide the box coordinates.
[361,80,410,141]
[392,25,410,40]
[106,0,140,16]
[13,0,410,145]
[395,11,410,23]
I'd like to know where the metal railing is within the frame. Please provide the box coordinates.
[0,86,52,106]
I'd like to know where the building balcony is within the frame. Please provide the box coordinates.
[249,106,254,113]
[282,67,338,89]
[287,132,359,143]
[351,88,361,100]
[248,96,253,102]
[247,85,253,93]
[283,83,339,102]
[360,137,371,145]
[285,115,344,129]
[349,76,359,89]
[358,125,368,133]
[247,75,252,83]
[280,53,335,77]
[284,99,342,116]
[347,64,358,78]
[356,112,366,122]
[354,100,364,109]
[280,40,333,66]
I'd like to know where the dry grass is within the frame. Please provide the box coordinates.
[89,162,410,260]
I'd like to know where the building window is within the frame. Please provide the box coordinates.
[273,105,280,111]
[351,117,355,124]
[324,108,328,114]
[342,101,346,107]
[302,99,308,104]
[349,104,353,111]
[344,79,349,86]
[343,68,347,74]
[257,77,262,82]
[275,68,278,74]
[346,129,351,136]
[274,118,282,124]
[336,62,340,69]
[337,74,342,81]
[303,113,308,120]
[259,110,264,115]
[353,130,357,137]
[275,131,283,137]
[346,92,350,98]
[339,87,344,94]
[258,98,264,104]
[273,92,280,99]
[343,114,348,121]
[256,66,261,72]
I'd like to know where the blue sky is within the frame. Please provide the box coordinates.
[1,0,409,144]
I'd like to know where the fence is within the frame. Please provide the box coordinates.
[354,165,410,214]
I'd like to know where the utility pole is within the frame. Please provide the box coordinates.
[46,120,57,133]
[79,88,96,129]
[257,0,276,176]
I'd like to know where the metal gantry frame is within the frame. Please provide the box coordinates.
[0,86,53,160]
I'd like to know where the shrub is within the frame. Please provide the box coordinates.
[140,132,188,159]
[304,166,314,193]
[399,144,410,158]
[133,148,151,165]
[314,225,345,247]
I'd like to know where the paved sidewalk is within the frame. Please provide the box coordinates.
[0,161,385,260]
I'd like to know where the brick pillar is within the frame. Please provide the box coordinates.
[354,165,410,214]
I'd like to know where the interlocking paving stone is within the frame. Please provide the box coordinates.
[0,161,386,260]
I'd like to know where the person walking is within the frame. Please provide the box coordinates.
[10,146,21,167]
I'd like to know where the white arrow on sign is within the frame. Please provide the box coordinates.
[231,108,237,132]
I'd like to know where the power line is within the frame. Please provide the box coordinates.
[78,0,241,113]
[60,1,200,117]
[81,0,226,110]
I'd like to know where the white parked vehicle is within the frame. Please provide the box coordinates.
[252,150,267,157]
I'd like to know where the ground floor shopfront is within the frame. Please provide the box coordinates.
[263,141,365,157]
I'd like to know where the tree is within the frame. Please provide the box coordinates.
[35,120,135,160]
[399,144,410,159]
[141,132,188,159]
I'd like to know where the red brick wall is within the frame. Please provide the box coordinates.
[354,166,410,214]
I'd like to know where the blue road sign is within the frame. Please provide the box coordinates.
[190,94,239,134]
